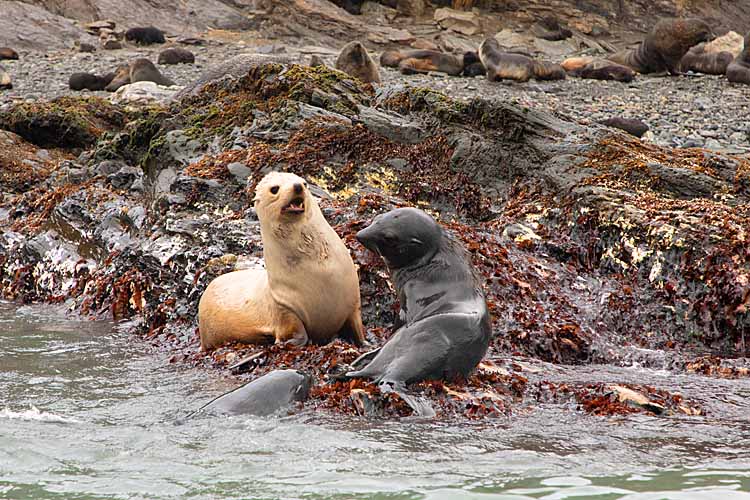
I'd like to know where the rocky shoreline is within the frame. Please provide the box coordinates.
[1,51,749,419]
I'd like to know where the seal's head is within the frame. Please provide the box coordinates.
[356,207,442,269]
[254,172,312,223]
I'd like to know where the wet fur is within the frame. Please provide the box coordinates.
[346,208,491,414]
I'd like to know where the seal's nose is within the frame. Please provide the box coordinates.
[293,183,303,194]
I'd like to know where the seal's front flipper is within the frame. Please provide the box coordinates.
[378,380,436,418]
[348,346,382,372]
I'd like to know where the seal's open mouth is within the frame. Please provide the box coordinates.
[281,196,305,214]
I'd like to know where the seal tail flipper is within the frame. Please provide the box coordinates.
[379,380,436,418]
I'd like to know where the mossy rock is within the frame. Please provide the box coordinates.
[173,63,373,143]
[0,97,126,149]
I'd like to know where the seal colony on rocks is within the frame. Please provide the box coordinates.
[104,58,176,92]
[609,18,713,75]
[198,172,366,351]
[335,41,380,84]
[479,37,565,82]
[345,208,491,415]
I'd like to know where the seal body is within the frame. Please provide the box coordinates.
[198,172,366,350]
[609,18,713,75]
[346,208,491,391]
[678,43,733,75]
[599,117,649,138]
[727,33,750,84]
[69,72,115,91]
[199,370,312,416]
[562,56,635,82]
[380,49,466,76]
[335,41,380,84]
[0,47,19,60]
[125,26,165,45]
[158,47,195,65]
[105,59,175,92]
[480,37,565,82]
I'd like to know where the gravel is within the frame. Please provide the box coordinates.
[2,42,750,154]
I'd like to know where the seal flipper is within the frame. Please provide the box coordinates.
[378,380,436,418]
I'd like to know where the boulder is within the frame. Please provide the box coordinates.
[434,8,481,36]
[397,0,425,17]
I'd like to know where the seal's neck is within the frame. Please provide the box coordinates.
[259,204,329,264]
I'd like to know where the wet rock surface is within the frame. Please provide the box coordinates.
[1,58,749,420]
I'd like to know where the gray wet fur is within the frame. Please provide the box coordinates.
[197,369,312,417]
[345,208,491,414]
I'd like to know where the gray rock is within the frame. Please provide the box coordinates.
[227,162,252,183]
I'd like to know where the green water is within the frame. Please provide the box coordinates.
[1,302,749,500]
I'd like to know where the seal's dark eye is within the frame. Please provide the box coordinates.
[270,186,279,195]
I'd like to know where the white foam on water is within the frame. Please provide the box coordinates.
[0,406,80,424]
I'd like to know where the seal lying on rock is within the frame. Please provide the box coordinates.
[198,172,366,350]
[104,59,175,92]
[69,72,116,91]
[335,41,380,84]
[678,43,733,75]
[0,47,19,60]
[609,18,713,75]
[125,26,165,45]
[193,370,312,417]
[562,57,635,82]
[158,47,195,65]
[599,117,649,138]
[345,208,491,415]
[726,33,750,84]
[380,49,476,77]
[479,37,565,82]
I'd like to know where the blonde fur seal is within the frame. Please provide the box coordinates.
[198,172,365,351]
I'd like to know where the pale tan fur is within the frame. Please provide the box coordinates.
[198,172,365,351]
[561,56,595,72]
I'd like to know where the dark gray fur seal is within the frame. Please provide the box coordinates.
[345,208,491,415]
[195,369,312,417]
[125,26,165,45]
[69,72,115,91]
[599,117,649,138]
[158,47,195,65]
